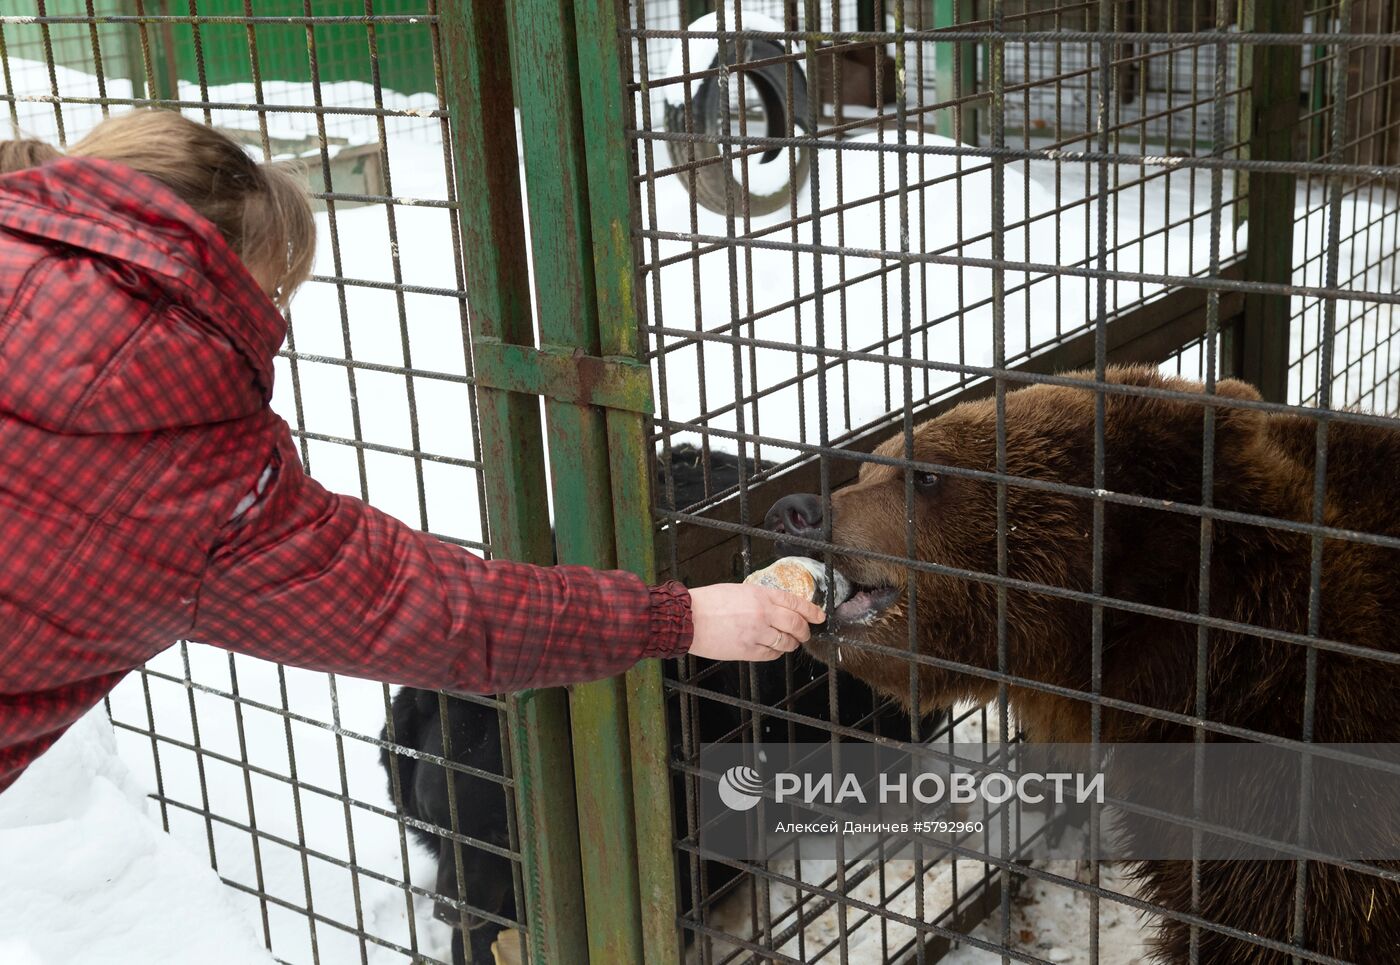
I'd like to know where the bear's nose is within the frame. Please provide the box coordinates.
[765,493,826,550]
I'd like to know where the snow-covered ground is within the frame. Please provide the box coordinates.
[1,41,1397,965]
[641,129,1231,458]
[0,709,278,965]
[939,861,1150,965]
[692,857,1150,965]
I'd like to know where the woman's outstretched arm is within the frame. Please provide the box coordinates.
[192,427,823,691]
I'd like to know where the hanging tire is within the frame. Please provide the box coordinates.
[664,36,812,217]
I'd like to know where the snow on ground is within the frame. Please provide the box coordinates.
[692,858,1151,965]
[1,57,437,151]
[940,861,1151,965]
[104,649,456,965]
[0,708,277,965]
[0,50,1396,965]
[640,130,1232,456]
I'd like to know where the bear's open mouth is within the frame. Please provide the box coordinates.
[828,576,901,626]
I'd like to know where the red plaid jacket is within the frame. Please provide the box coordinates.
[0,157,692,793]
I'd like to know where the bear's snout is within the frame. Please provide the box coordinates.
[765,492,825,556]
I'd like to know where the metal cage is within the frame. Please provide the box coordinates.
[2,1,1399,964]
[633,0,1399,963]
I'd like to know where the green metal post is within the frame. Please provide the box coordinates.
[934,0,979,142]
[504,0,658,962]
[1233,0,1303,401]
[573,0,680,960]
[438,3,589,964]
[443,0,675,960]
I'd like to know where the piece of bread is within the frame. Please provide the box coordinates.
[744,557,850,612]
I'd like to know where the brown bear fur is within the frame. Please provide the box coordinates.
[794,365,1400,963]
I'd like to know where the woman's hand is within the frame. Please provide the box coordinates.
[687,583,826,661]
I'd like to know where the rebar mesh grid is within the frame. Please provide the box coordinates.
[4,1,1400,963]
[630,1,1400,963]
[2,4,523,964]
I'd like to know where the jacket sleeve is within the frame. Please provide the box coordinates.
[191,429,692,692]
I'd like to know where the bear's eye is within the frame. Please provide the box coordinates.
[914,470,939,490]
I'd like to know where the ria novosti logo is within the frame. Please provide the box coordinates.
[716,762,1105,812]
[717,764,765,811]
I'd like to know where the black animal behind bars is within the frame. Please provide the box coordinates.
[380,443,926,963]
[381,689,513,965]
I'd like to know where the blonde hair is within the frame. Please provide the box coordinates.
[0,111,315,307]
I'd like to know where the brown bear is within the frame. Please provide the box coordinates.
[765,365,1400,964]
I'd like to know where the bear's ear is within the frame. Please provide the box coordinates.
[1098,366,1268,499]
[1096,365,1262,402]
[1214,377,1263,403]
[1101,365,1263,418]
[1200,376,1266,439]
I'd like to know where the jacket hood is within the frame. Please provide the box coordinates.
[0,156,288,433]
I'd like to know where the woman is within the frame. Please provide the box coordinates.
[0,111,822,792]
